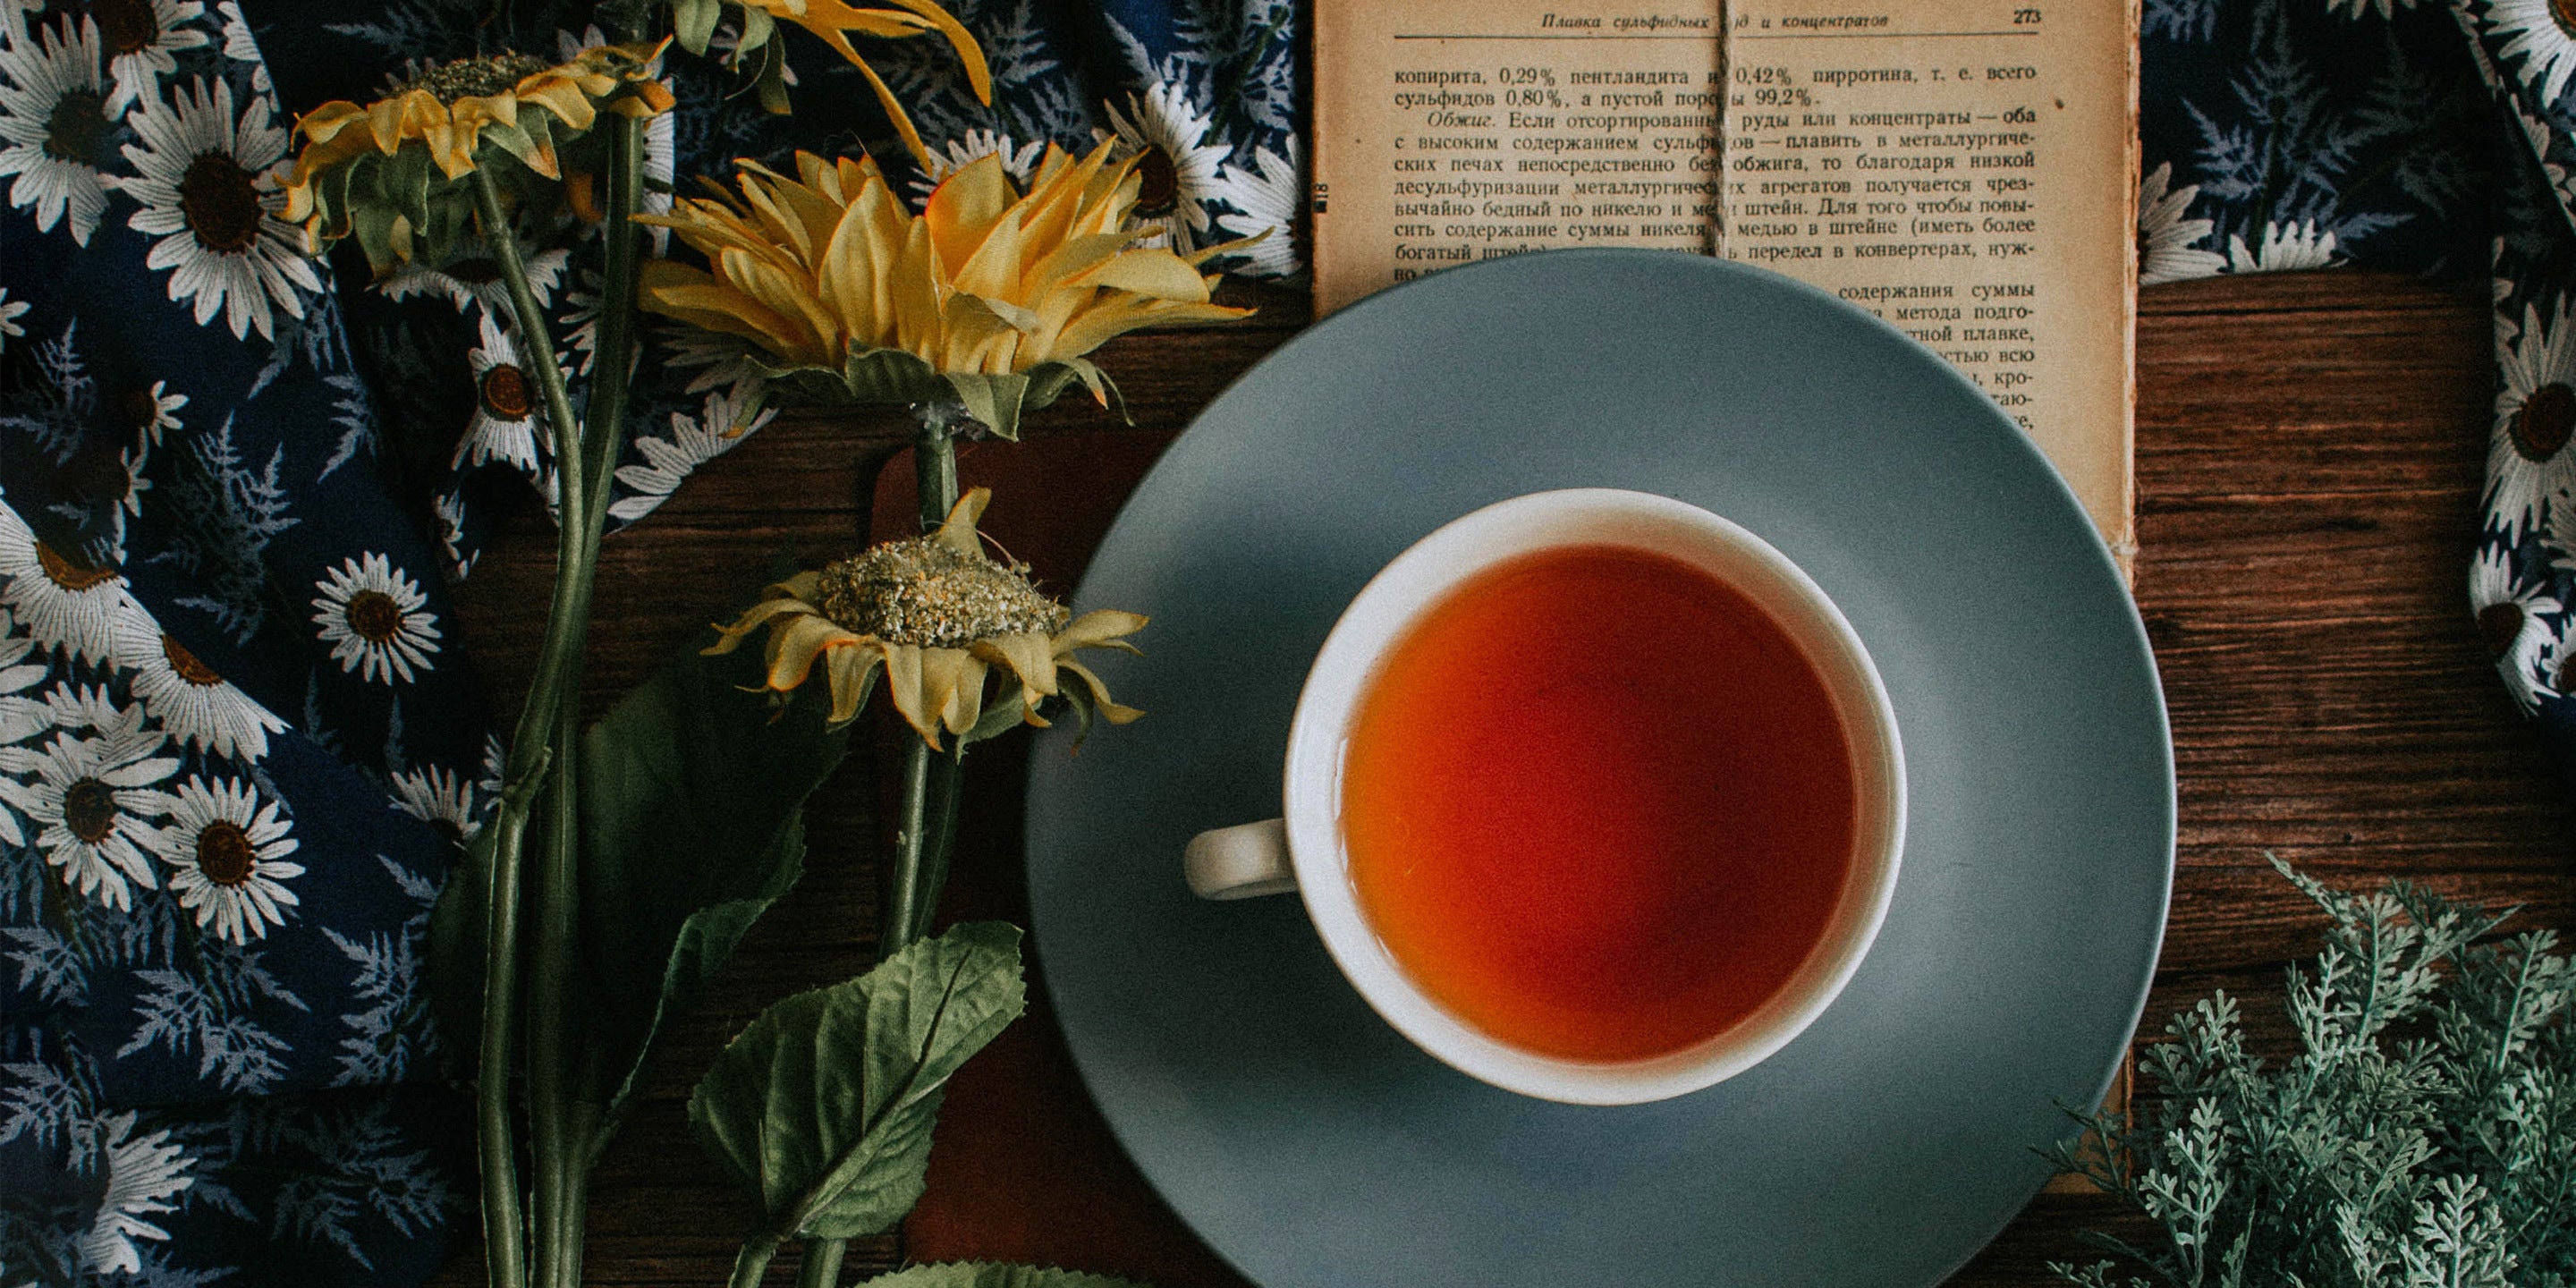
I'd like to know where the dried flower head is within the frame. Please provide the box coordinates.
[809,534,1068,648]
[279,41,675,273]
[707,488,1143,747]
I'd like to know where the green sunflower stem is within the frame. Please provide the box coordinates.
[797,1237,848,1288]
[529,105,647,1288]
[877,405,970,960]
[466,164,592,1288]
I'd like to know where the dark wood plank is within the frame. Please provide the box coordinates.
[435,269,2576,1287]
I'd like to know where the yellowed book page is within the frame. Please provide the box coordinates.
[1720,0,2138,555]
[1309,0,1726,312]
[1310,0,2138,555]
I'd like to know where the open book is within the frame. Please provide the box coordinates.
[1310,0,2139,560]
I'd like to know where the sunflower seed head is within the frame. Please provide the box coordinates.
[397,54,547,105]
[812,536,1068,648]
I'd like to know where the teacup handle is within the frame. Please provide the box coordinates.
[1183,818,1300,900]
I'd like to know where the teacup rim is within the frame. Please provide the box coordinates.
[1281,487,1908,1106]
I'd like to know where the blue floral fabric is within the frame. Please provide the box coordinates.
[0,0,1299,1283]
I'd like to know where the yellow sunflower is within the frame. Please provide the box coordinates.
[703,0,991,166]
[706,488,1144,748]
[280,42,675,272]
[638,139,1252,438]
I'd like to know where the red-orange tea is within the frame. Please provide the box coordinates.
[1341,543,1859,1063]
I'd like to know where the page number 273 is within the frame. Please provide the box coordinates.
[2012,7,2042,21]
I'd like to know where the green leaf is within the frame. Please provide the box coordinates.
[957,690,1026,747]
[690,922,1027,1241]
[426,816,501,1063]
[939,371,1030,442]
[572,629,852,1134]
[674,0,720,55]
[859,1264,1154,1288]
[835,345,946,405]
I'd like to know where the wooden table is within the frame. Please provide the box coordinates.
[440,270,2576,1286]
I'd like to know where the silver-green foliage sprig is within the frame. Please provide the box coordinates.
[2052,857,2574,1288]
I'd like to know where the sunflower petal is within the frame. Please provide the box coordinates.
[1058,659,1144,724]
[932,487,991,555]
[1055,609,1148,655]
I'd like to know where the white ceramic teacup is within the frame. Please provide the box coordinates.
[1182,488,1906,1106]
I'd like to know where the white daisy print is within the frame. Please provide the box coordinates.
[2487,0,2576,107]
[1213,137,1302,279]
[212,0,268,94]
[0,614,43,843]
[110,614,284,761]
[2533,614,2576,708]
[1100,80,1232,251]
[389,763,486,845]
[0,286,28,352]
[77,1111,194,1277]
[116,75,321,342]
[311,552,441,684]
[2473,542,2565,714]
[0,501,145,665]
[151,775,301,943]
[57,436,150,567]
[0,711,178,911]
[2225,219,2339,274]
[0,17,118,247]
[114,377,186,451]
[662,325,767,406]
[2490,298,2576,535]
[380,241,569,320]
[2137,161,2222,286]
[912,128,1045,203]
[458,312,555,473]
[0,608,42,744]
[91,0,208,115]
[432,487,474,580]
[609,387,776,521]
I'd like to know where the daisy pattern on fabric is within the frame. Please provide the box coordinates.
[110,612,284,761]
[1100,80,1232,251]
[91,0,206,115]
[0,286,25,352]
[2489,298,2576,534]
[311,552,441,684]
[212,0,268,95]
[0,614,44,843]
[76,1111,194,1277]
[0,703,179,911]
[116,378,186,450]
[0,501,144,665]
[2487,0,2576,108]
[2225,219,2339,273]
[458,313,553,473]
[2473,541,2565,714]
[150,775,301,943]
[911,128,1045,203]
[116,75,321,342]
[431,487,474,580]
[1213,137,1301,279]
[389,763,486,846]
[609,387,776,521]
[2137,161,2222,285]
[0,17,119,247]
[380,242,570,320]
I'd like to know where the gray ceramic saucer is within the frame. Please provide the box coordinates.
[1024,249,2174,1287]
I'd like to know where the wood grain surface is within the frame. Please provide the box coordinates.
[432,269,2576,1287]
